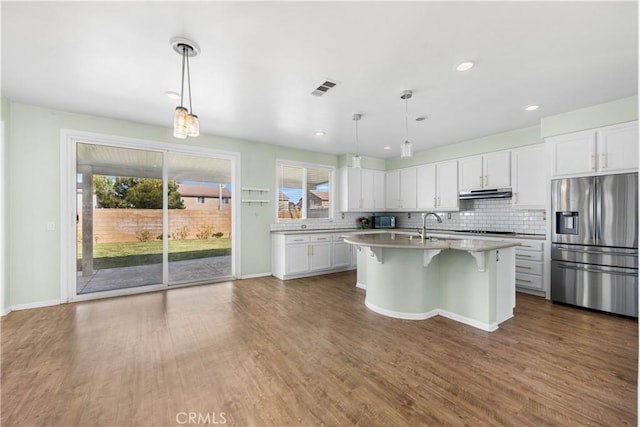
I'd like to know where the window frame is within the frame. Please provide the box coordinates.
[275,159,334,222]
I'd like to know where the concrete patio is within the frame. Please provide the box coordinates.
[77,256,232,294]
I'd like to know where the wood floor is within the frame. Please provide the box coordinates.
[2,271,637,426]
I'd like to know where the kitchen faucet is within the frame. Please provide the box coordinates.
[419,212,442,242]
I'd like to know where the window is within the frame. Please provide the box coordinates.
[197,196,205,204]
[277,161,332,220]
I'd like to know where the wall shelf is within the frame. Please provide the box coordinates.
[241,199,270,205]
[241,187,270,193]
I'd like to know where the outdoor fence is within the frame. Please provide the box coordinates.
[77,206,231,243]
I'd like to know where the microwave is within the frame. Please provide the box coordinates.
[372,215,396,229]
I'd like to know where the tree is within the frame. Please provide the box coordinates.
[93,176,185,209]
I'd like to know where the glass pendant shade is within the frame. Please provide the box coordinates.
[187,114,199,137]
[173,106,189,139]
[401,140,413,158]
[352,154,362,169]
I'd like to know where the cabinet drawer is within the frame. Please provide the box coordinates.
[516,251,543,261]
[516,260,543,276]
[518,240,544,251]
[310,234,332,243]
[286,235,309,244]
[516,272,543,290]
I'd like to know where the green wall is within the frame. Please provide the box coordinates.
[4,101,337,306]
[3,94,637,308]
[386,125,542,170]
[1,97,9,313]
[540,96,638,138]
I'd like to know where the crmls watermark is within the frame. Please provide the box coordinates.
[175,412,227,425]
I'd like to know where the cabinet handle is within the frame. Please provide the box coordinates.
[433,197,437,208]
[517,279,532,283]
[478,176,483,186]
[591,154,596,170]
[437,196,441,206]
[512,192,517,205]
[484,175,488,186]
[518,265,533,269]
[293,239,305,242]
[310,245,314,256]
[601,153,607,169]
[517,254,534,258]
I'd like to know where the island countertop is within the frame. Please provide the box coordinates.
[343,231,520,252]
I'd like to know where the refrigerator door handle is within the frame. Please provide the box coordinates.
[554,246,638,257]
[594,176,599,243]
[557,263,638,277]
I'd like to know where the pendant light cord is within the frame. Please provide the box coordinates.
[180,45,186,108]
[355,118,359,154]
[186,48,193,114]
[405,96,409,142]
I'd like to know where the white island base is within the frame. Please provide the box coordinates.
[349,236,517,332]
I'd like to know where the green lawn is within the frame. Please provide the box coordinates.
[77,238,231,270]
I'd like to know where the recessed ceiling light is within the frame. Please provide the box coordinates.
[165,91,181,100]
[524,104,540,111]
[315,131,326,136]
[416,116,428,122]
[383,146,391,150]
[456,61,475,72]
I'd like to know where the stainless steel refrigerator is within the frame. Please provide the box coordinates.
[551,173,638,316]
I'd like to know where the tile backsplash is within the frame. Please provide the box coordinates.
[271,199,546,235]
[270,212,366,231]
[396,198,546,235]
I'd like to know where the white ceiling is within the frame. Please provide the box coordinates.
[2,1,637,159]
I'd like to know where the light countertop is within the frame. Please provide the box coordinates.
[271,228,545,240]
[343,232,520,252]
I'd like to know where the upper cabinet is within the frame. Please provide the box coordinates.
[511,144,545,209]
[548,121,638,177]
[386,167,417,210]
[416,160,459,211]
[339,167,386,212]
[459,151,511,191]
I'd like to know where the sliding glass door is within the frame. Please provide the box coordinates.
[74,141,234,297]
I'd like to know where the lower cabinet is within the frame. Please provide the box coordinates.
[514,240,546,295]
[272,232,356,280]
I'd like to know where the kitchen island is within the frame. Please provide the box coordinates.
[344,232,519,332]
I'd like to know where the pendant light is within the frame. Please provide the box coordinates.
[400,90,413,158]
[352,113,362,169]
[171,37,201,139]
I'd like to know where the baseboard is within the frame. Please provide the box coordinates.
[1,307,11,316]
[365,299,438,320]
[437,309,498,332]
[10,299,61,312]
[355,282,366,290]
[240,272,272,279]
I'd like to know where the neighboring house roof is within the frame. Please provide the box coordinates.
[177,184,231,198]
[279,192,289,201]
[309,191,329,201]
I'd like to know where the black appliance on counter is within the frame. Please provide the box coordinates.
[551,173,638,317]
[372,215,396,229]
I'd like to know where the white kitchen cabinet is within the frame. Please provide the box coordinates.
[549,121,638,177]
[596,121,638,173]
[459,151,511,191]
[386,167,417,210]
[309,235,332,271]
[340,168,386,211]
[511,144,546,209]
[361,169,386,210]
[416,160,459,211]
[514,240,546,296]
[272,232,355,280]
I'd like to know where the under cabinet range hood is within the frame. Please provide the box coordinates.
[459,188,512,200]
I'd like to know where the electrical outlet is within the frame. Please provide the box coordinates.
[301,224,307,229]
[46,221,55,231]
[407,213,411,219]
[447,213,452,220]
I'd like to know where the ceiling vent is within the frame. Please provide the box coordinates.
[311,79,339,96]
